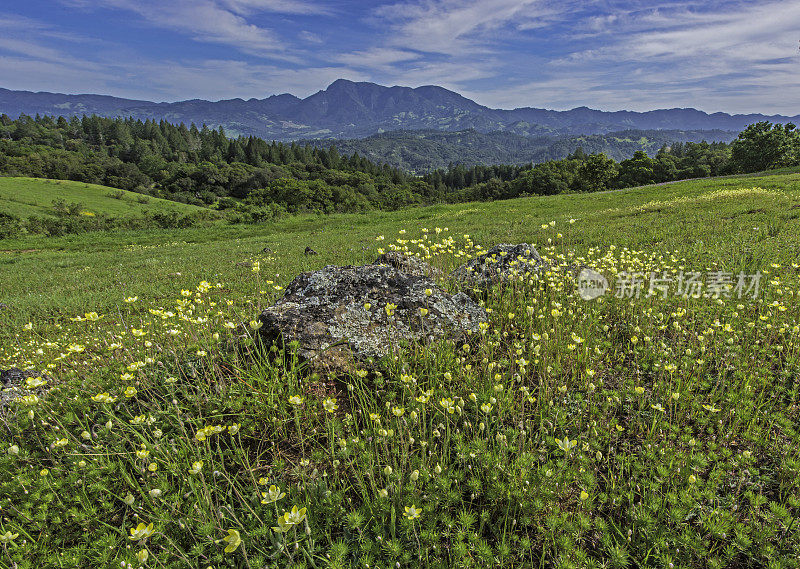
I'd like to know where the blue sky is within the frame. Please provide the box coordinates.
[0,0,798,114]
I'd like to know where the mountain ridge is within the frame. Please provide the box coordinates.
[1,79,798,141]
[310,127,737,172]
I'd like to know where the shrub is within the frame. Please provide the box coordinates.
[0,211,22,238]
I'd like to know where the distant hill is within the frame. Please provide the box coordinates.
[309,128,737,172]
[2,79,797,141]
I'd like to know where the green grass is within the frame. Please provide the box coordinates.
[1,169,799,568]
[0,177,206,219]
[2,168,800,323]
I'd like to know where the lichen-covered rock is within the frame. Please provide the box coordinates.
[258,263,487,373]
[450,243,545,291]
[372,251,441,279]
[1,367,50,409]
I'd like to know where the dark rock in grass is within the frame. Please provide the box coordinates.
[304,246,318,256]
[450,243,545,291]
[258,263,486,373]
[372,251,442,279]
[1,367,51,408]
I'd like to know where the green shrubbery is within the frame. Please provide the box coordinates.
[0,206,217,238]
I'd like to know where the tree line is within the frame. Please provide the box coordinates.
[423,122,799,201]
[0,114,798,234]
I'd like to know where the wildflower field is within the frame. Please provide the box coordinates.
[1,170,800,568]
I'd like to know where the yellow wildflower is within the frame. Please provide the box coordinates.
[129,522,155,541]
[404,504,422,520]
[556,436,577,453]
[91,392,116,404]
[218,529,241,553]
[261,485,286,504]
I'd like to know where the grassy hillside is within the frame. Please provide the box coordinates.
[2,168,799,321]
[1,169,799,568]
[0,177,207,219]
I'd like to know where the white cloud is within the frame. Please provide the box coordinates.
[0,12,92,42]
[373,0,558,56]
[387,61,498,91]
[132,59,370,100]
[219,0,331,16]
[0,43,367,102]
[298,30,323,43]
[59,0,330,59]
[0,13,110,87]
[541,0,800,113]
[335,0,576,102]
[334,48,421,69]
[100,0,284,54]
[0,37,83,65]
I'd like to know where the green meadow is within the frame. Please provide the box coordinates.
[1,169,799,568]
[0,177,206,219]
[2,169,799,324]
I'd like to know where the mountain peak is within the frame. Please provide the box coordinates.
[326,78,356,88]
[324,78,383,92]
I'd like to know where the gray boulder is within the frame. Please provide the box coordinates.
[372,251,441,279]
[1,367,50,409]
[450,243,545,291]
[258,263,486,373]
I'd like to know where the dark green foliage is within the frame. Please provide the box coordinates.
[0,211,21,238]
[0,114,422,216]
[730,122,800,173]
[576,153,619,192]
[616,151,656,188]
[424,137,734,199]
[512,159,580,196]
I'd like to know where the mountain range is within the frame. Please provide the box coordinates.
[2,79,798,141]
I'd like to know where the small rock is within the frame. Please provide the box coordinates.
[304,246,318,256]
[450,243,545,291]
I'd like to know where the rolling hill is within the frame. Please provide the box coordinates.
[0,177,207,219]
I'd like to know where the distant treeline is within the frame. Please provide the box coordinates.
[0,114,798,233]
[422,121,799,201]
